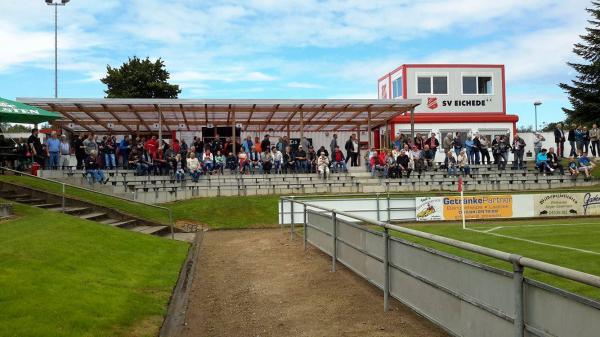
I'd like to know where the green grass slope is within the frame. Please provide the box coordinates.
[0,202,189,337]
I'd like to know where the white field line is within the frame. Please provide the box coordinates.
[466,228,600,256]
[469,222,600,231]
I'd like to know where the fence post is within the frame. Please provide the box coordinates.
[61,183,66,213]
[383,227,390,311]
[169,208,174,240]
[386,193,391,222]
[331,211,337,272]
[512,257,525,337]
[280,198,284,231]
[303,204,307,251]
[376,193,381,222]
[290,199,295,240]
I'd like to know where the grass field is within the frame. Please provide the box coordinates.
[394,217,600,300]
[0,202,189,337]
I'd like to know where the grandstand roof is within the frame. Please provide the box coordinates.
[16,98,421,134]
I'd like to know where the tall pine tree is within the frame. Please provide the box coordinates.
[560,1,600,124]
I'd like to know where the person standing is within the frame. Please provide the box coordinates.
[554,123,565,157]
[59,135,71,170]
[329,134,338,162]
[350,134,359,167]
[512,134,526,170]
[425,132,439,160]
[73,134,86,170]
[261,134,271,153]
[344,135,353,165]
[533,133,545,159]
[479,135,491,165]
[119,135,131,169]
[567,124,577,157]
[590,123,599,157]
[46,131,61,170]
[83,133,98,158]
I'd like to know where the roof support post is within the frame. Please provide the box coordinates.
[232,110,236,155]
[410,107,415,144]
[300,110,304,140]
[356,124,361,166]
[367,110,372,150]
[157,105,163,143]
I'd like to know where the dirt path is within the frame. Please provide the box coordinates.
[182,229,448,337]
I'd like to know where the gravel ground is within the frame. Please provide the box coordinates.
[181,229,448,337]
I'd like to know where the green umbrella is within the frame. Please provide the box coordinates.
[0,97,62,124]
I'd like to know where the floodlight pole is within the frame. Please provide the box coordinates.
[534,101,542,132]
[46,0,69,98]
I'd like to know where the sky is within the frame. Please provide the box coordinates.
[0,0,594,128]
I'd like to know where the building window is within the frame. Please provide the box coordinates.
[392,78,402,98]
[463,76,493,94]
[417,76,448,94]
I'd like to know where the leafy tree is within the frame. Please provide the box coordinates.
[0,123,32,133]
[101,56,181,98]
[516,125,534,133]
[559,2,600,125]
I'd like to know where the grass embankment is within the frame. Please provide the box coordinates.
[0,175,280,229]
[0,202,189,337]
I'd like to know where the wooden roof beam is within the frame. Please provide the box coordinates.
[179,104,190,131]
[128,104,151,132]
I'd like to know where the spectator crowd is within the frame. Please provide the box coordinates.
[1,122,597,183]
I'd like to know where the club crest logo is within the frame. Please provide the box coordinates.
[427,97,438,110]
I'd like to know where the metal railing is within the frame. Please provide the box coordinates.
[281,196,600,337]
[0,167,174,239]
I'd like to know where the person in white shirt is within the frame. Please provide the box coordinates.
[202,149,214,173]
[317,152,330,179]
[59,135,71,170]
[272,147,283,174]
[187,152,202,182]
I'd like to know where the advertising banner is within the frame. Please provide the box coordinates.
[442,195,513,221]
[414,191,600,221]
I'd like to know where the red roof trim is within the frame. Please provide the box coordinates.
[391,113,518,123]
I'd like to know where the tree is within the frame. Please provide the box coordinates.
[559,2,600,125]
[101,56,181,98]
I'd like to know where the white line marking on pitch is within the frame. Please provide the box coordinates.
[466,228,600,256]
[483,226,503,232]
[470,222,600,231]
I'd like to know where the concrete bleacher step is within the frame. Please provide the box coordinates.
[109,220,137,228]
[14,198,46,204]
[46,206,91,215]
[129,225,169,235]
[4,193,31,200]
[33,203,61,209]
[99,218,120,225]
[79,212,108,221]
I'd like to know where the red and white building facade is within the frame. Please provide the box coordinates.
[376,64,518,152]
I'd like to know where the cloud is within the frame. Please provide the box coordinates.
[171,69,276,84]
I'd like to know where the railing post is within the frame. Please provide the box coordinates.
[331,211,337,272]
[169,208,174,240]
[386,193,391,222]
[280,198,284,231]
[383,227,390,311]
[376,193,381,222]
[290,199,295,240]
[303,204,307,251]
[61,183,65,213]
[512,257,525,337]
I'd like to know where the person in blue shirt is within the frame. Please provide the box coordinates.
[118,135,131,169]
[46,131,61,170]
[535,148,553,174]
[577,151,595,178]
[568,157,579,176]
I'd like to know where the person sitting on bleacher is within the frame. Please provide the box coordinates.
[214,150,225,174]
[132,150,151,176]
[577,151,595,178]
[84,150,108,184]
[238,148,250,174]
[307,146,317,173]
[535,148,554,175]
[396,149,412,178]
[384,150,396,178]
[332,146,347,173]
[370,150,385,177]
[172,153,186,182]
[262,148,273,174]
[568,157,579,177]
[154,149,169,175]
[410,145,425,173]
[225,152,237,173]
[283,146,295,173]
[272,147,283,174]
[457,148,471,176]
[546,147,564,175]
[446,150,458,176]
[202,148,214,174]
[295,145,308,173]
[317,152,330,179]
[423,144,435,169]
[187,152,202,182]
[248,145,262,174]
